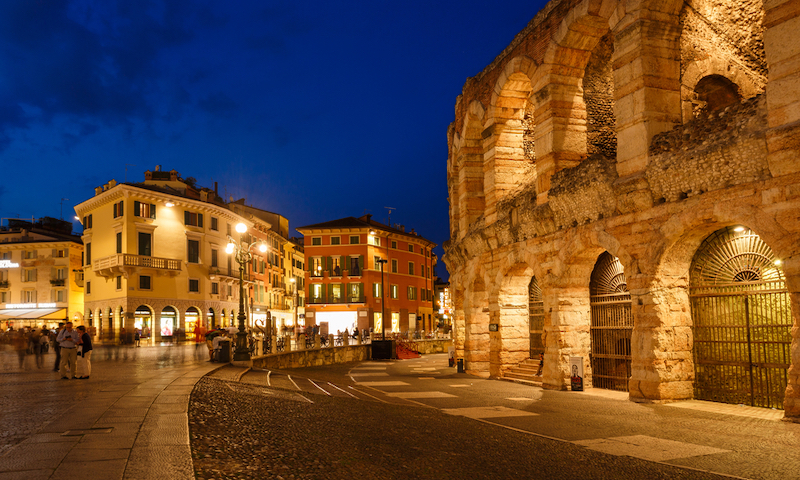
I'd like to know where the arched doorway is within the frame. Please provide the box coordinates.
[185,307,200,341]
[134,305,152,339]
[106,308,114,341]
[528,276,544,358]
[208,308,216,329]
[589,252,633,391]
[161,306,177,339]
[221,309,227,327]
[689,226,791,408]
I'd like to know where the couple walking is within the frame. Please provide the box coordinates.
[56,322,93,380]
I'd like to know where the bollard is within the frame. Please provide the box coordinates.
[284,335,292,352]
[299,334,306,350]
[314,334,321,349]
[270,335,277,354]
[457,358,465,373]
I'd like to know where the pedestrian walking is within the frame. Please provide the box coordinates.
[76,325,93,379]
[134,328,141,347]
[56,322,82,379]
[536,351,544,376]
[53,322,64,371]
[11,330,27,369]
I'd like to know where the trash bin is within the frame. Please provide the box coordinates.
[218,340,231,363]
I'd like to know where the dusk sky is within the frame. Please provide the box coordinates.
[0,0,549,279]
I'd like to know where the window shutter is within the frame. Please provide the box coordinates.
[150,204,156,219]
[344,256,350,274]
[327,256,333,274]
[357,282,364,300]
[345,282,349,301]
[328,283,333,301]
[120,200,123,216]
[358,255,364,270]
[134,201,140,216]
[184,211,190,225]
[199,214,204,228]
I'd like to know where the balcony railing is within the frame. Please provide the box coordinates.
[0,280,9,289]
[73,270,84,287]
[93,254,181,275]
[309,268,362,278]
[210,267,252,282]
[50,279,66,286]
[307,295,366,305]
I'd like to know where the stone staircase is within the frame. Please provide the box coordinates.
[500,358,542,386]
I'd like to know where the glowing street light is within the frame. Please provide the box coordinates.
[225,222,267,362]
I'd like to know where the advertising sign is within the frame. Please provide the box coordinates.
[569,356,584,391]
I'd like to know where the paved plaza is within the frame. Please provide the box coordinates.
[2,346,800,479]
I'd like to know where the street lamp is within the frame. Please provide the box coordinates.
[289,277,299,332]
[376,258,388,341]
[226,222,266,362]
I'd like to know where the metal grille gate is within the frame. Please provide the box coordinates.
[529,277,545,358]
[590,252,633,391]
[690,227,791,409]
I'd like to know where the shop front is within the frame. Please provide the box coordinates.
[0,303,68,331]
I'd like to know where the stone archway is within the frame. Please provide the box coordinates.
[464,273,490,377]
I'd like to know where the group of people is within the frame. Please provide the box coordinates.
[2,322,93,379]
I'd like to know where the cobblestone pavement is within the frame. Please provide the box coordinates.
[190,354,800,479]
[0,342,216,479]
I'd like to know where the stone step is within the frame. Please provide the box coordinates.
[511,365,540,374]
[503,371,542,381]
[499,376,543,388]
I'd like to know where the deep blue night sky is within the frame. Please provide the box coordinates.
[0,0,549,279]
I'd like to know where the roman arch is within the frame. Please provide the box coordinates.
[445,0,800,418]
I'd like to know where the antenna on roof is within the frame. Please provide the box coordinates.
[384,206,395,226]
[60,198,69,220]
[125,164,136,182]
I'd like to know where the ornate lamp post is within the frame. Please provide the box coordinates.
[226,222,266,362]
[289,277,299,331]
[376,258,388,340]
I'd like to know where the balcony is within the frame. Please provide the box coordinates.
[93,254,181,279]
[50,279,66,287]
[73,270,84,287]
[209,267,252,283]
[0,280,9,289]
[307,295,366,305]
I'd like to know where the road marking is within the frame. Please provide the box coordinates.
[266,371,271,387]
[386,391,456,399]
[418,377,436,380]
[351,366,388,370]
[449,385,470,388]
[412,367,438,371]
[348,386,390,404]
[328,382,358,398]
[506,397,530,401]
[308,379,331,396]
[441,406,538,419]
[573,435,729,462]
[355,381,410,387]
[288,375,301,391]
[349,372,389,377]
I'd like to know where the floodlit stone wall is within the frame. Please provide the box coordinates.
[444,0,800,418]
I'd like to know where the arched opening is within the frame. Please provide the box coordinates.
[106,308,114,341]
[457,107,486,234]
[689,226,791,408]
[208,308,216,330]
[134,305,153,339]
[161,306,177,339]
[589,252,632,391]
[693,75,742,115]
[221,309,227,327]
[584,32,617,159]
[528,276,544,359]
[185,307,201,341]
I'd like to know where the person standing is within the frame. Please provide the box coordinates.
[53,323,64,372]
[134,328,141,347]
[56,322,81,379]
[76,326,93,379]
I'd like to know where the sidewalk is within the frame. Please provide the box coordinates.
[0,344,218,480]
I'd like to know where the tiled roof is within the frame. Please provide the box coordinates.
[296,216,435,246]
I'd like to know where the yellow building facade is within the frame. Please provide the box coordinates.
[0,218,84,330]
[74,170,251,341]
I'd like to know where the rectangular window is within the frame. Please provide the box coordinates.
[211,217,219,231]
[189,278,199,293]
[187,239,200,263]
[374,256,382,270]
[1,291,8,303]
[54,249,66,258]
[331,236,340,245]
[349,256,362,276]
[312,237,321,246]
[139,275,151,290]
[407,286,416,300]
[227,285,232,296]
[138,233,151,257]
[83,214,93,229]
[408,244,414,253]
[116,275,122,290]
[133,201,156,219]
[85,282,90,295]
[211,282,219,294]
[391,240,397,249]
[23,290,37,302]
[369,235,381,246]
[23,268,36,282]
[330,283,343,302]
[391,259,398,273]
[211,249,218,268]
[24,250,37,259]
[311,283,324,302]
[116,232,122,254]
[350,235,359,245]
[390,285,398,299]
[373,282,382,297]
[408,262,414,276]
[113,201,124,218]
[85,243,91,265]
[184,211,204,227]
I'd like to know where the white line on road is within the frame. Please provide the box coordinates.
[308,379,331,396]
[288,375,301,391]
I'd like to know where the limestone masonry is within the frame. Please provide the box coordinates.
[444,0,800,418]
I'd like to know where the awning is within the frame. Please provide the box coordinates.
[0,308,66,319]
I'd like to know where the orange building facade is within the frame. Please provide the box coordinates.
[296,215,436,337]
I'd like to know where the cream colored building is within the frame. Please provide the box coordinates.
[74,169,251,341]
[0,218,84,330]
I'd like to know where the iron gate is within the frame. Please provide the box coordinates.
[529,277,545,358]
[690,227,791,409]
[590,252,633,391]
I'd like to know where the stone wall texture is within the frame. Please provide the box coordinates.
[444,0,800,419]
